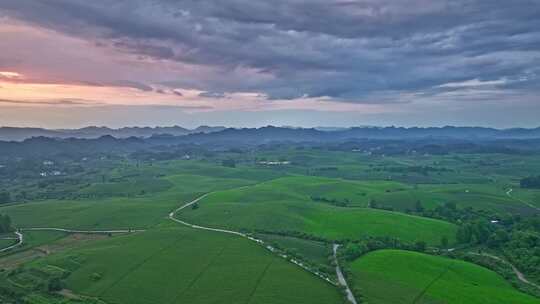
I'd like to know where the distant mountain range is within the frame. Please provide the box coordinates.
[1,125,540,142]
[0,126,226,141]
[2,126,540,160]
[162,126,540,143]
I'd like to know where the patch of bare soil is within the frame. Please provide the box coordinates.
[0,233,110,270]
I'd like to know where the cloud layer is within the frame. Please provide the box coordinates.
[0,0,539,127]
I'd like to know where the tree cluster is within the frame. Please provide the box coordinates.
[310,196,349,207]
[342,237,429,262]
[0,214,13,233]
[0,191,11,204]
[520,176,540,189]
[221,159,237,168]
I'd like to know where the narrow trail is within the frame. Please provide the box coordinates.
[2,193,342,298]
[332,244,358,304]
[169,194,338,287]
[0,227,144,254]
[506,188,540,212]
[468,252,540,290]
[21,227,146,234]
[0,232,23,253]
[168,194,245,237]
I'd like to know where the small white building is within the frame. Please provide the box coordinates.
[259,161,290,166]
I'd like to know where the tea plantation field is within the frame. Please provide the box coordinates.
[178,176,458,245]
[349,250,540,304]
[0,173,258,230]
[20,226,344,304]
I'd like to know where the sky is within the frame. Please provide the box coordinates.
[0,0,539,129]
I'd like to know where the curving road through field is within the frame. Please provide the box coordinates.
[0,232,23,253]
[0,228,145,254]
[333,244,358,304]
[469,251,540,290]
[21,227,146,234]
[2,193,350,301]
[169,193,339,287]
[168,194,246,238]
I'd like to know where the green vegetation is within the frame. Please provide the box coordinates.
[0,238,15,248]
[79,177,173,197]
[255,233,335,278]
[349,250,540,304]
[6,226,343,304]
[1,145,539,303]
[521,176,540,189]
[0,214,12,233]
[19,230,68,250]
[257,234,331,266]
[0,172,258,230]
[0,191,10,204]
[179,176,457,245]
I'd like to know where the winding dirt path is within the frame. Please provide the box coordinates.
[0,228,145,254]
[0,232,23,253]
[169,194,338,286]
[332,244,358,304]
[168,194,245,237]
[469,252,540,290]
[2,193,341,298]
[21,227,146,234]
[506,189,540,212]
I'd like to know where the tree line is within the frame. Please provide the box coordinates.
[0,214,13,233]
[0,191,10,204]
[520,176,540,189]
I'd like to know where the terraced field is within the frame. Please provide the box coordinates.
[349,250,540,304]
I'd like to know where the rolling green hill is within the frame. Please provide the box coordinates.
[0,173,257,230]
[20,226,344,304]
[179,176,458,245]
[349,250,540,304]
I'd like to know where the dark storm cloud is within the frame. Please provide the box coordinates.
[1,0,539,101]
[110,80,154,92]
[112,40,176,60]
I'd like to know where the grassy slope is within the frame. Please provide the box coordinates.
[2,155,538,303]
[257,234,330,265]
[0,231,67,261]
[179,176,458,245]
[79,178,174,197]
[0,239,14,248]
[41,226,344,304]
[510,188,540,209]
[279,151,539,214]
[0,171,260,230]
[350,250,540,304]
